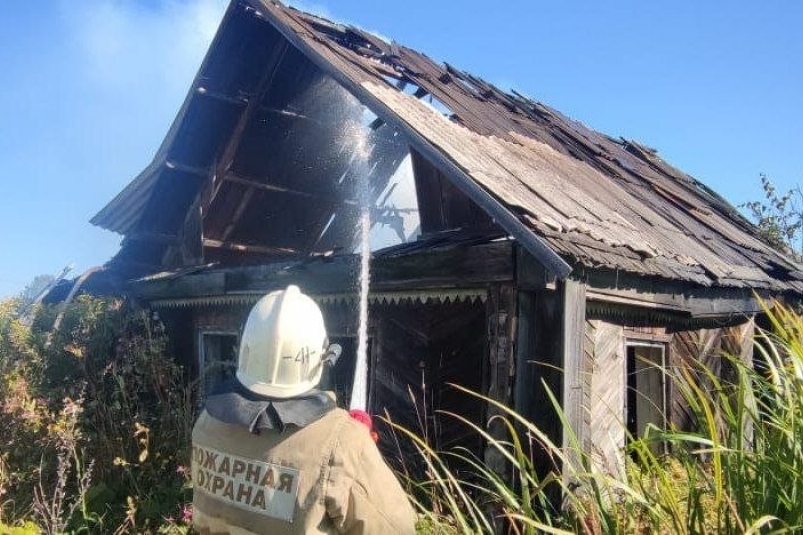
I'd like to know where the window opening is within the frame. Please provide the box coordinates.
[198,331,238,399]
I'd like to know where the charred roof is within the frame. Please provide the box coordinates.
[92,0,803,293]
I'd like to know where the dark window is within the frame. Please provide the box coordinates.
[199,331,238,398]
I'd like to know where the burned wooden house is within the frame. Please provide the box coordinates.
[92,0,803,474]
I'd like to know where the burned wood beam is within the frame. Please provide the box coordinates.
[131,270,227,298]
[371,240,514,290]
[201,39,290,215]
[165,160,209,178]
[203,173,228,221]
[195,87,249,107]
[225,173,359,205]
[202,238,297,256]
[132,241,513,301]
[584,269,769,317]
[218,39,289,177]
[226,173,313,198]
[413,87,429,99]
[126,230,179,243]
[220,186,255,241]
[256,106,314,121]
[108,258,164,278]
[178,190,204,266]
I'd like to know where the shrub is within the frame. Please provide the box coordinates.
[0,296,195,533]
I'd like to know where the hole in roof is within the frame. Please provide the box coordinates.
[397,81,453,117]
[424,94,453,118]
[455,76,480,97]
[361,154,421,252]
[361,108,379,127]
[381,74,402,87]
[402,83,423,97]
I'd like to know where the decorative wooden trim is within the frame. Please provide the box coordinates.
[149,288,488,309]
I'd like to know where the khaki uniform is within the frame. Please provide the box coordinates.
[192,406,416,534]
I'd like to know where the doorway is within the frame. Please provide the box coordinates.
[626,342,667,455]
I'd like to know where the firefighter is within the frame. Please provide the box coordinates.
[192,285,417,534]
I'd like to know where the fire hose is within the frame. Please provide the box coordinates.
[323,343,378,442]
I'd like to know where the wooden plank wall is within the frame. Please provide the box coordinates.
[721,319,756,442]
[370,300,487,456]
[669,327,724,431]
[720,319,756,382]
[586,320,626,477]
[514,282,588,487]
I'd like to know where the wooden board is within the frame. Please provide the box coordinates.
[670,328,723,431]
[561,279,587,477]
[586,320,626,477]
[484,284,517,480]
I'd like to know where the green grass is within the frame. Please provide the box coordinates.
[0,521,40,535]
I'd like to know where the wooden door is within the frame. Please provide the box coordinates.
[626,344,666,454]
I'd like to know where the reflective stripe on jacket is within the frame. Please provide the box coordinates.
[192,407,416,534]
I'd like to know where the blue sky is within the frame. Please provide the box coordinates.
[0,0,801,298]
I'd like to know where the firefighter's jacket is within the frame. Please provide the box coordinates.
[191,385,416,534]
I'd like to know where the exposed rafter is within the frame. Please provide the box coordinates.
[196,87,249,107]
[225,173,358,205]
[202,238,297,256]
[201,39,291,218]
[165,160,209,178]
[127,230,179,243]
[254,0,573,280]
[220,187,256,241]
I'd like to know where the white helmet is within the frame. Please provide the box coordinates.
[237,285,330,398]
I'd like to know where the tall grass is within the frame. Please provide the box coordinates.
[400,302,803,534]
